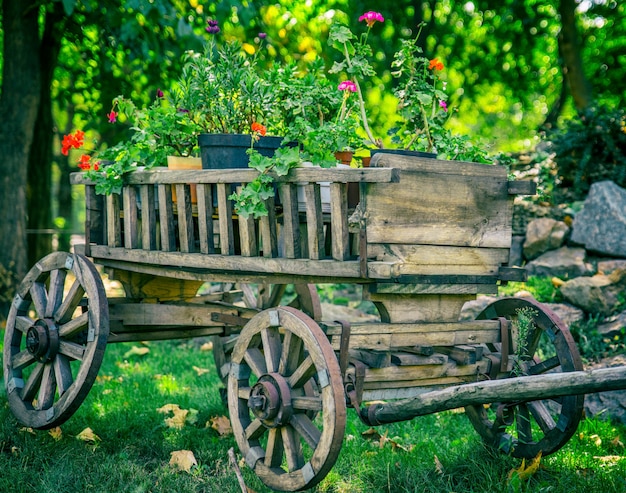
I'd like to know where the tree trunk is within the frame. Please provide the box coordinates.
[27,3,65,267]
[0,1,42,317]
[559,0,593,110]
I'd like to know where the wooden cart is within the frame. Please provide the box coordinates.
[4,153,626,492]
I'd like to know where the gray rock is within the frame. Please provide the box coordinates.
[525,247,592,279]
[459,296,498,321]
[509,235,525,267]
[560,272,626,316]
[584,355,626,425]
[543,302,585,327]
[571,181,626,256]
[597,310,626,337]
[597,259,626,275]
[523,218,569,260]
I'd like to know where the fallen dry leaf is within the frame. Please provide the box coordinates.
[360,427,411,451]
[19,427,35,435]
[611,435,624,449]
[49,427,63,441]
[158,404,189,429]
[209,415,232,436]
[170,449,197,472]
[76,427,101,443]
[200,341,213,351]
[123,346,150,358]
[508,452,542,482]
[192,365,210,376]
[434,455,444,475]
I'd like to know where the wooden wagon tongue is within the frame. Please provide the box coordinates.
[360,366,626,426]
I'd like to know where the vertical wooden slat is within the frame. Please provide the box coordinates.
[237,185,258,256]
[157,184,176,252]
[140,185,157,251]
[123,186,139,249]
[279,183,300,259]
[259,195,278,258]
[106,193,121,247]
[330,182,349,260]
[84,185,104,255]
[175,184,195,253]
[217,183,235,255]
[196,184,215,254]
[304,183,325,259]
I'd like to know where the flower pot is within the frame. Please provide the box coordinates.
[334,150,354,165]
[198,133,285,169]
[167,155,202,203]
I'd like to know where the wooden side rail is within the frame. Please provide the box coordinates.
[71,167,399,281]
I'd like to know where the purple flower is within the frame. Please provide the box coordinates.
[206,19,220,34]
[177,108,190,113]
[338,80,357,92]
[258,32,267,39]
[156,88,164,98]
[439,100,448,112]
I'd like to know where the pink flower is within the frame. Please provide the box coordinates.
[358,11,384,28]
[338,80,357,92]
[107,110,118,123]
[439,100,448,112]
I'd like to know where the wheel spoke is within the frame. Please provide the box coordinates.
[287,355,315,389]
[281,425,304,472]
[527,400,557,434]
[58,340,85,361]
[11,349,36,371]
[279,330,303,376]
[58,311,89,339]
[261,327,281,374]
[55,279,85,324]
[292,396,323,412]
[15,316,34,334]
[37,363,56,410]
[241,284,258,309]
[290,413,321,450]
[525,326,543,359]
[244,348,267,378]
[516,404,533,445]
[30,282,48,318]
[53,354,74,397]
[528,355,560,375]
[245,418,267,441]
[22,363,45,402]
[265,428,285,468]
[45,268,67,318]
[266,284,286,308]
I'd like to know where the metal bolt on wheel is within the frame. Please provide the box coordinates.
[228,306,345,492]
[3,252,109,429]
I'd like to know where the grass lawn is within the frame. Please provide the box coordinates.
[1,336,625,493]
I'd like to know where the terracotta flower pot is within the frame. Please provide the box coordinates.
[167,155,202,203]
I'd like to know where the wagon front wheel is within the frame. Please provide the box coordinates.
[228,306,345,491]
[465,297,584,458]
[3,252,109,429]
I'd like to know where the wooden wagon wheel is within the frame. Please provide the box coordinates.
[3,252,109,430]
[213,283,321,384]
[228,306,346,492]
[465,297,584,458]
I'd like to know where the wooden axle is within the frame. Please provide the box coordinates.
[364,366,626,425]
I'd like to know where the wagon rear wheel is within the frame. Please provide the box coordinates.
[213,283,321,384]
[3,252,109,430]
[465,297,584,458]
[228,306,345,492]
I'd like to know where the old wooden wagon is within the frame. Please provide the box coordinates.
[4,153,626,491]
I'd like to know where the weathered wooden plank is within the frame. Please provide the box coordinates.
[85,185,104,252]
[108,326,223,343]
[323,320,501,336]
[109,302,237,326]
[349,349,391,368]
[217,183,235,255]
[175,184,195,253]
[237,186,258,257]
[331,331,499,351]
[88,245,391,279]
[106,193,122,247]
[71,167,400,186]
[140,185,157,251]
[391,352,448,366]
[330,182,349,261]
[434,345,483,365]
[366,157,512,248]
[508,180,536,195]
[157,184,176,252]
[364,292,474,323]
[123,186,139,249]
[303,183,325,260]
[279,183,301,259]
[363,360,490,383]
[259,195,278,258]
[370,153,507,177]
[369,283,498,295]
[196,184,215,254]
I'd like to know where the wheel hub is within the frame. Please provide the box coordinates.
[26,319,59,362]
[248,373,292,427]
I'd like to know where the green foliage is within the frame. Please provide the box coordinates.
[499,276,563,303]
[545,105,626,199]
[569,317,626,363]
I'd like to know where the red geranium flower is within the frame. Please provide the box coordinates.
[251,122,267,136]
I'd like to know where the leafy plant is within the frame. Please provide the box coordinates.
[546,104,626,199]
